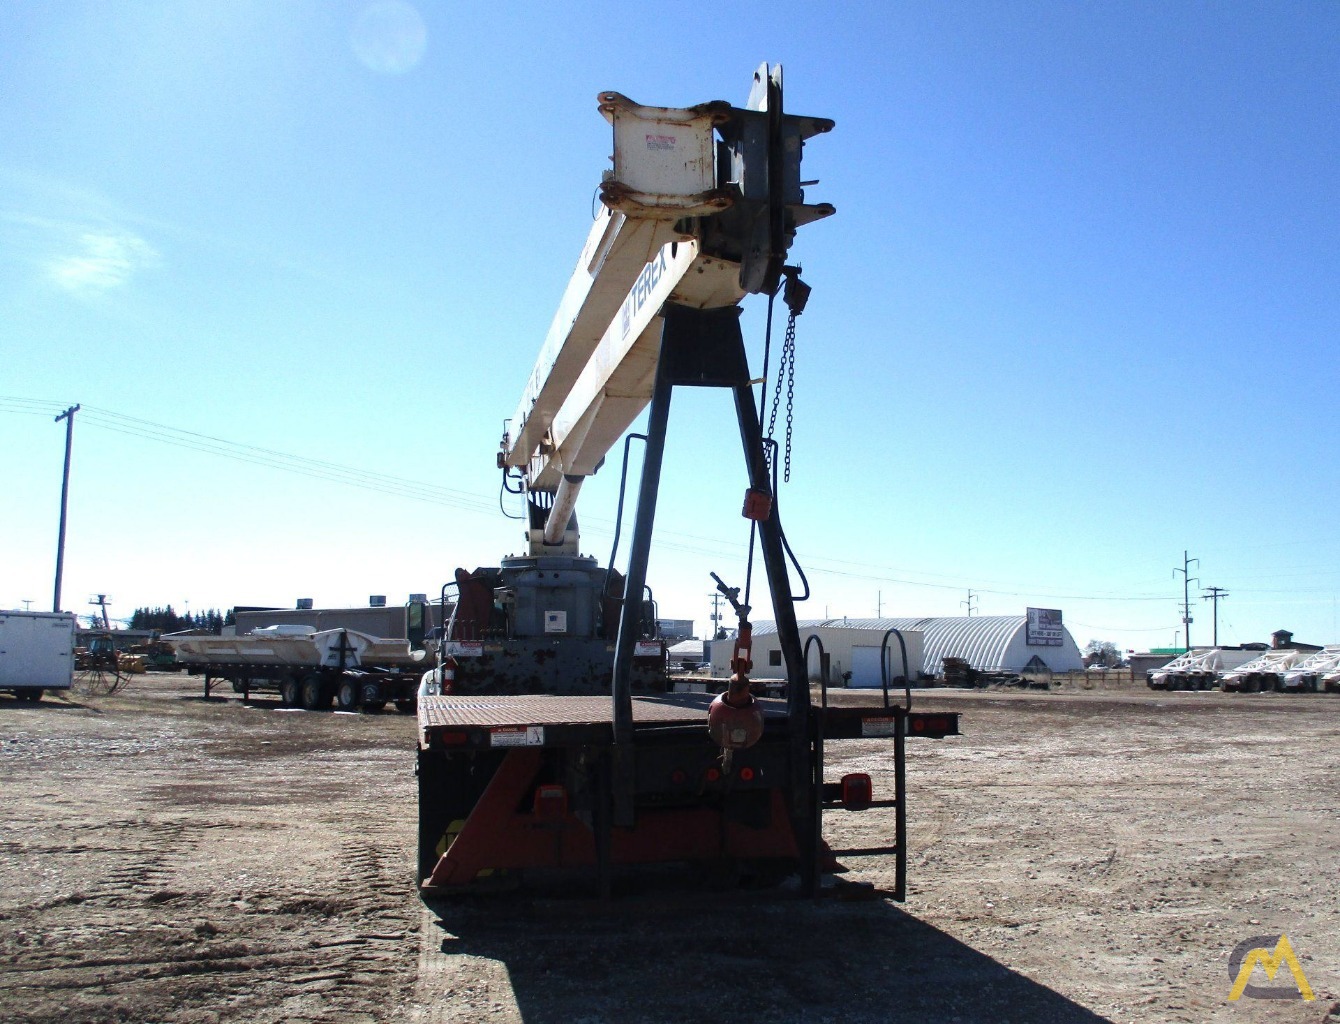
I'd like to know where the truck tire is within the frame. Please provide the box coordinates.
[395,698,416,715]
[18,689,42,703]
[300,674,331,711]
[280,676,301,707]
[336,679,359,712]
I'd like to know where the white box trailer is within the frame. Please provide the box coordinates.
[0,611,77,702]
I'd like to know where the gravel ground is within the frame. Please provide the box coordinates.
[1,675,1336,1023]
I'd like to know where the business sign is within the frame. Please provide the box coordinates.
[1026,607,1064,647]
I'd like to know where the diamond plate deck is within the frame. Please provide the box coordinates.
[419,692,788,730]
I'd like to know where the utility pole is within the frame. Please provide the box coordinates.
[961,589,978,617]
[706,591,723,640]
[876,590,881,618]
[52,404,80,613]
[89,594,112,631]
[1202,586,1229,647]
[1174,550,1199,651]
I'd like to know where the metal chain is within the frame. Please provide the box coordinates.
[764,310,798,482]
[766,353,783,471]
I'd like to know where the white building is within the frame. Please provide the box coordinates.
[714,614,1083,683]
[714,620,925,688]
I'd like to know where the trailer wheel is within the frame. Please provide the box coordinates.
[280,676,301,707]
[336,679,360,712]
[362,700,386,713]
[18,689,43,703]
[300,674,331,711]
[395,698,416,715]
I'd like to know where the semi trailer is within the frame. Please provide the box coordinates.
[166,624,425,712]
[1219,649,1305,693]
[0,610,76,702]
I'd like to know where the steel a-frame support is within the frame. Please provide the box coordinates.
[609,302,816,887]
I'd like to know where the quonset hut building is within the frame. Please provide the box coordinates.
[719,614,1084,686]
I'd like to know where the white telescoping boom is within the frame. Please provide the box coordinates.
[498,65,833,554]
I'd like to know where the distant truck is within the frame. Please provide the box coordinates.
[0,611,76,702]
[164,625,426,712]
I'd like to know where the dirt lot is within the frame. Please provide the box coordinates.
[1,675,1336,1024]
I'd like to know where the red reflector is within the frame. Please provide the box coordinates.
[841,773,873,807]
[532,783,568,819]
[739,767,755,782]
[705,767,721,782]
[670,769,687,785]
[909,714,954,734]
[439,731,469,745]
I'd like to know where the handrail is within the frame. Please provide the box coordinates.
[880,628,912,712]
[804,633,828,710]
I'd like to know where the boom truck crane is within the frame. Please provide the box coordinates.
[416,65,959,899]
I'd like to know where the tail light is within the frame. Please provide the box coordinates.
[841,773,872,808]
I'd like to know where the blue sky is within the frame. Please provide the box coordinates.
[2,2,1337,652]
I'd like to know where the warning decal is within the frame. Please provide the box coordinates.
[490,725,545,747]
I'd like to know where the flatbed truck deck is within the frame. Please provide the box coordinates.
[416,692,958,898]
[419,692,957,747]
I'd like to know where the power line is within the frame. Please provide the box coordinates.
[0,399,1190,601]
[1068,620,1180,633]
[2,397,499,515]
[5,398,1308,613]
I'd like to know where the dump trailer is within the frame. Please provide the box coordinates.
[416,66,960,901]
[0,611,76,702]
[1219,649,1303,693]
[165,626,425,712]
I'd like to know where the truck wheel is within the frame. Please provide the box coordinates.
[19,689,42,703]
[336,679,359,712]
[395,698,416,715]
[301,674,331,711]
[362,700,386,713]
[280,676,301,707]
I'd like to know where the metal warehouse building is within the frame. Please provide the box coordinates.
[716,614,1083,684]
